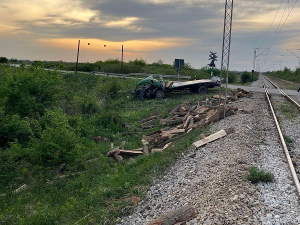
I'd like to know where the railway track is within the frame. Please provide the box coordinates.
[260,75,300,198]
[261,75,300,108]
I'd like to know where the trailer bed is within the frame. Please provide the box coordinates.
[168,79,218,89]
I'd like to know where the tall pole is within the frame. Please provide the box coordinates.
[75,40,80,73]
[252,48,257,82]
[218,0,234,120]
[121,45,124,73]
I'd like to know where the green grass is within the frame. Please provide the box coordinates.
[284,135,294,144]
[0,66,215,225]
[279,103,299,120]
[245,167,274,184]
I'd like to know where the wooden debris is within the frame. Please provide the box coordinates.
[147,205,196,225]
[142,139,149,154]
[169,104,182,115]
[119,150,143,156]
[151,148,164,153]
[178,106,187,112]
[193,128,234,149]
[163,142,173,150]
[14,184,28,194]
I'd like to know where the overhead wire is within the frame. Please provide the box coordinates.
[260,0,298,71]
[258,0,284,49]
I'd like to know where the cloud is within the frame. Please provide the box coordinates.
[37,37,194,53]
[0,0,98,35]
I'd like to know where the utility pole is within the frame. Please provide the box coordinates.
[218,0,234,120]
[75,40,80,73]
[252,48,268,81]
[121,45,124,73]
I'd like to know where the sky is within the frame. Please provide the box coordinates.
[0,0,300,71]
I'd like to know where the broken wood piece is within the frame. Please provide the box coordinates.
[169,104,182,115]
[178,106,187,112]
[162,142,172,150]
[142,139,149,154]
[119,150,143,156]
[113,153,123,163]
[14,184,28,194]
[147,205,196,225]
[184,115,193,129]
[193,128,234,149]
[163,128,185,134]
[187,128,193,134]
[200,134,205,139]
[107,148,121,157]
[151,148,164,153]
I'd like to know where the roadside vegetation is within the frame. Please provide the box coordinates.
[246,167,274,183]
[4,57,262,84]
[265,67,300,83]
[0,65,217,225]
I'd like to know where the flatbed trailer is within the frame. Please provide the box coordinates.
[135,76,220,99]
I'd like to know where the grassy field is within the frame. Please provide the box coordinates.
[0,65,222,224]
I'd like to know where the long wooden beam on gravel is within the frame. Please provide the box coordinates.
[262,79,300,198]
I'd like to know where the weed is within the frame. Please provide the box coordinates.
[284,135,294,144]
[246,166,274,183]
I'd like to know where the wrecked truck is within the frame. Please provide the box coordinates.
[135,75,220,99]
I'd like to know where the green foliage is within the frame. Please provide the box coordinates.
[266,66,300,82]
[241,71,251,84]
[283,135,293,144]
[0,67,63,117]
[246,166,274,183]
[31,108,82,166]
[0,56,8,63]
[0,64,230,224]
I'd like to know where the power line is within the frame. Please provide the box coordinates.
[261,0,298,70]
[259,0,284,49]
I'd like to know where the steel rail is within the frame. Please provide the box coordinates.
[262,75,300,109]
[261,77,300,198]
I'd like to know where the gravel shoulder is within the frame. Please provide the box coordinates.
[118,93,300,225]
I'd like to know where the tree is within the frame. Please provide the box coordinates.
[0,57,8,63]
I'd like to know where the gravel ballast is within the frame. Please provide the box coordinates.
[118,92,300,225]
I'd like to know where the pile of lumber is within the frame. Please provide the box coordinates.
[142,104,247,149]
[107,88,251,162]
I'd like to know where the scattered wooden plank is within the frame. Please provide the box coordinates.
[13,184,28,194]
[119,150,143,156]
[178,106,187,112]
[163,142,173,150]
[164,128,185,134]
[142,139,149,154]
[147,205,196,225]
[193,128,234,149]
[151,148,164,153]
[169,104,182,115]
[184,115,193,129]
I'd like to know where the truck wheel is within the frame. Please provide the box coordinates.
[155,90,165,99]
[196,85,207,94]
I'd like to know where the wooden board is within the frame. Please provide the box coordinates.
[193,128,234,149]
[147,205,196,225]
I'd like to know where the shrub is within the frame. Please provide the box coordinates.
[0,68,64,117]
[31,108,82,165]
[246,166,274,183]
[241,71,251,84]
[0,56,8,63]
